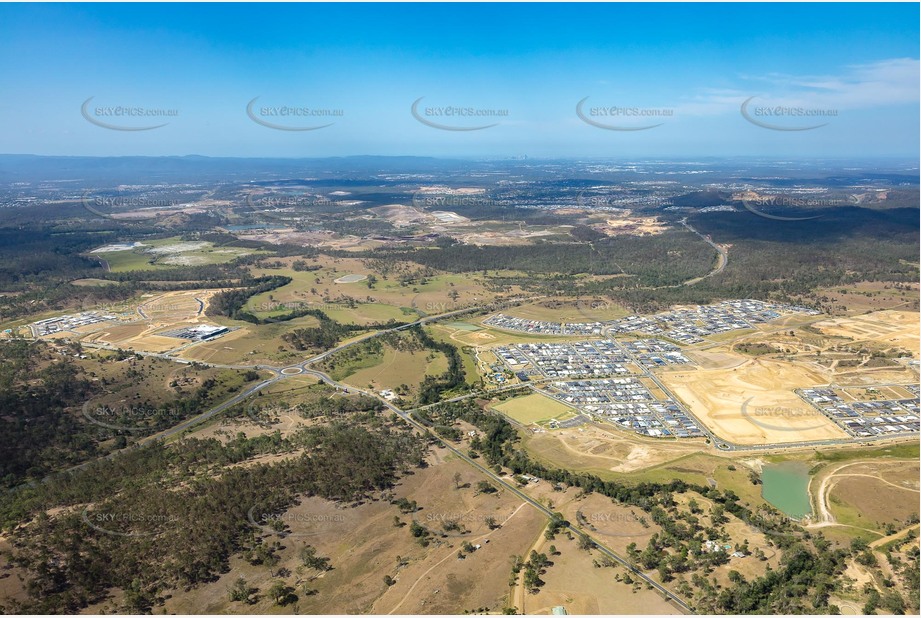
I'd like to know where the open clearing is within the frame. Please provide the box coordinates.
[812,282,919,315]
[522,427,768,506]
[813,460,920,534]
[243,255,500,325]
[524,423,704,475]
[98,237,261,272]
[660,354,848,445]
[341,346,448,393]
[811,309,919,356]
[176,316,326,366]
[502,298,629,323]
[323,303,413,326]
[493,392,576,425]
[74,290,225,354]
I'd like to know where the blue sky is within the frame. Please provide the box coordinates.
[0,3,917,158]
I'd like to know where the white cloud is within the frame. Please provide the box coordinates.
[675,58,920,116]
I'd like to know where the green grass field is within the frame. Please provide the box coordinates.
[98,237,262,272]
[502,298,630,323]
[323,303,418,325]
[493,392,576,425]
[325,346,386,381]
[445,321,482,331]
[244,258,495,323]
[812,442,920,463]
[341,346,448,392]
[427,325,480,386]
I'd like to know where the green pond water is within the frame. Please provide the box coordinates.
[761,462,812,520]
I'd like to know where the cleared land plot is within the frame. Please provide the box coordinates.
[100,238,260,272]
[70,278,118,287]
[812,310,919,357]
[72,290,229,354]
[523,424,702,475]
[825,461,920,530]
[244,256,495,324]
[138,290,212,321]
[661,355,848,445]
[523,428,767,506]
[830,476,920,529]
[85,329,179,353]
[813,282,920,315]
[323,303,414,325]
[341,347,448,393]
[502,298,629,323]
[175,316,328,366]
[493,393,576,425]
[457,324,591,347]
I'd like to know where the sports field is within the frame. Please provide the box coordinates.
[493,392,576,425]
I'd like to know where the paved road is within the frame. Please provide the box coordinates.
[680,217,728,285]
